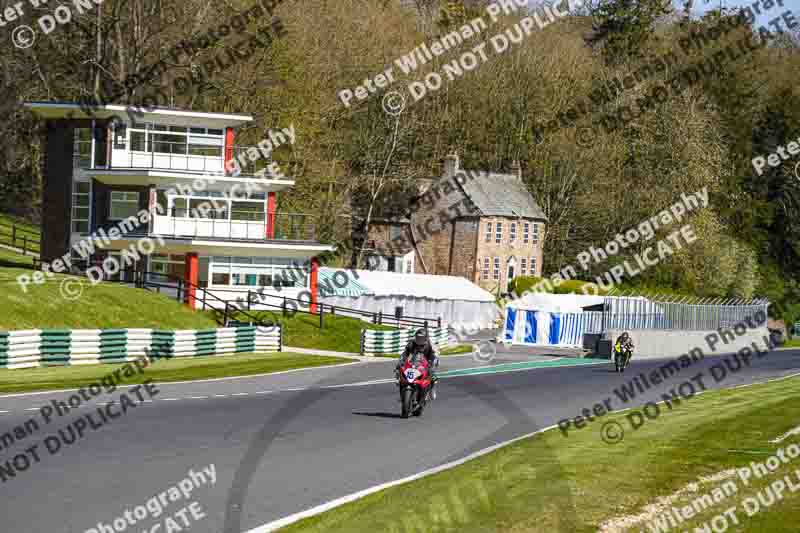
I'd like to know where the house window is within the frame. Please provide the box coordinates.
[493,257,500,280]
[390,225,403,241]
[521,257,527,275]
[523,222,530,244]
[530,256,537,275]
[485,222,492,243]
[109,191,139,220]
[533,223,540,245]
[71,181,91,234]
[495,222,502,244]
[510,222,516,243]
[482,257,490,280]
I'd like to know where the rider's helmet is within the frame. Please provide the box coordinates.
[414,328,428,347]
[620,332,630,342]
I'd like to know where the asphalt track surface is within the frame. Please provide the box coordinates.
[1,345,799,533]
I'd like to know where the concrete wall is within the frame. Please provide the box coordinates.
[605,328,772,359]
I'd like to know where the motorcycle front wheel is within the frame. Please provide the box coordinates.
[401,387,412,418]
[413,389,426,417]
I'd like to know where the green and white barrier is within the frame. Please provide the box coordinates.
[0,325,282,369]
[360,326,453,357]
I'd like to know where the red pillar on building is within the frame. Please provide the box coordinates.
[266,191,276,238]
[224,128,235,175]
[310,257,319,314]
[184,252,198,309]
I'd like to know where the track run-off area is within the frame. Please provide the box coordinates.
[0,346,798,532]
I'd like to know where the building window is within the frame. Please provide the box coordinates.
[533,223,540,245]
[127,123,223,159]
[510,222,516,243]
[523,222,530,244]
[109,191,139,220]
[71,181,91,234]
[231,201,265,221]
[521,257,527,275]
[485,222,492,243]
[113,124,127,149]
[530,256,537,274]
[495,222,502,244]
[493,257,500,280]
[73,128,92,168]
[209,257,307,288]
[482,257,490,280]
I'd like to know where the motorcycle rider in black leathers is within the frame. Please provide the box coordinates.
[396,328,440,399]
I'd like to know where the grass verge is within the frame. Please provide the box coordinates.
[0,352,351,394]
[242,311,395,353]
[440,344,474,356]
[283,374,800,533]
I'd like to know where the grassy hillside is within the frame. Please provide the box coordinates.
[0,265,219,330]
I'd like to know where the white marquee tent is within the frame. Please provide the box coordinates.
[318,268,499,330]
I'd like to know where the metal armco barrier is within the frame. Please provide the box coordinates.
[0,326,282,369]
[582,294,770,333]
[360,326,453,357]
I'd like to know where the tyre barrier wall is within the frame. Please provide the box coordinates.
[0,326,282,369]
[360,326,453,356]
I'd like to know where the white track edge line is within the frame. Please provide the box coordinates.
[0,361,361,399]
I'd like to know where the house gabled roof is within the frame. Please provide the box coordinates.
[457,170,548,221]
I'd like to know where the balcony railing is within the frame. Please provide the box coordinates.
[151,211,320,242]
[74,141,275,178]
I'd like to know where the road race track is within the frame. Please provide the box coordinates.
[0,347,799,533]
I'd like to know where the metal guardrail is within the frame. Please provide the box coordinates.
[582,291,770,333]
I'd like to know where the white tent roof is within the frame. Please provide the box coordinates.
[507,292,653,313]
[321,269,495,302]
[507,293,605,313]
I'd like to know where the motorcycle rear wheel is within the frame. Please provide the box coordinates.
[401,388,412,419]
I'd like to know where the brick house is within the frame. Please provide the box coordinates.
[361,154,547,294]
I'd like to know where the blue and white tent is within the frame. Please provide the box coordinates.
[502,308,588,347]
[502,293,605,347]
[502,293,662,346]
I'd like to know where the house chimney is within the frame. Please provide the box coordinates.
[511,160,522,180]
[444,153,460,179]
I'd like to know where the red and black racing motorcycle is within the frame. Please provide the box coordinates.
[396,352,433,418]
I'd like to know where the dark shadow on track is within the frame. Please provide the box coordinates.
[352,411,405,419]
